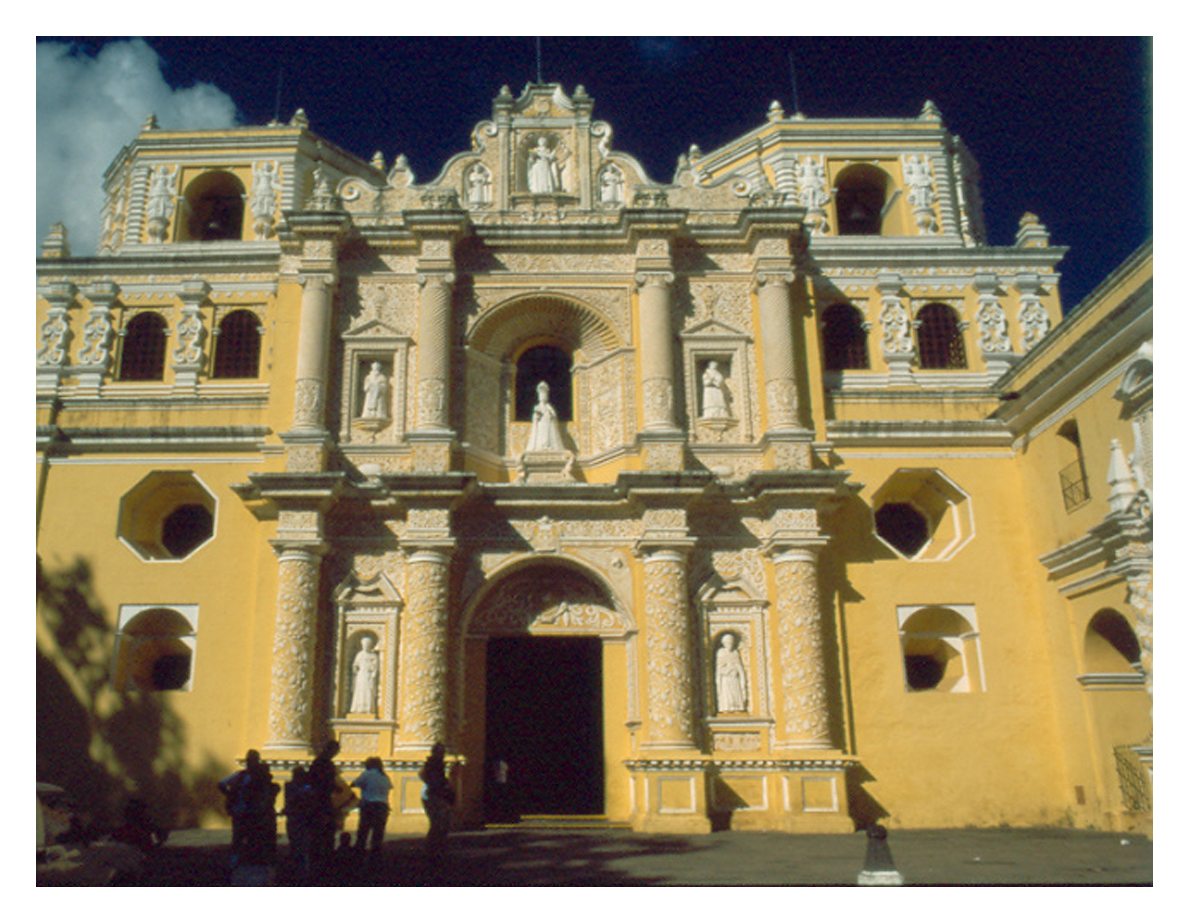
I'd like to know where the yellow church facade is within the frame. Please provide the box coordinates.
[36,84,1152,835]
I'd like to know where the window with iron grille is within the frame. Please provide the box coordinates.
[916,303,967,369]
[118,312,167,381]
[821,303,869,371]
[1057,420,1090,511]
[212,309,261,379]
[1059,458,1091,510]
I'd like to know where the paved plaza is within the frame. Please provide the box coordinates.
[134,825,1152,887]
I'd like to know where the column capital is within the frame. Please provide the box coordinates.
[752,269,795,291]
[634,269,675,290]
[416,270,457,289]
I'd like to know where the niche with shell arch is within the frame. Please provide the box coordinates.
[464,293,628,463]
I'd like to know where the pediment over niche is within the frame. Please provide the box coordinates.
[680,317,750,340]
[342,318,405,341]
[334,571,403,606]
[697,571,766,606]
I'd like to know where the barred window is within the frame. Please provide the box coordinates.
[916,303,967,369]
[821,303,869,371]
[212,310,261,379]
[118,313,167,381]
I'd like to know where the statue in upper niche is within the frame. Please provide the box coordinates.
[361,362,390,419]
[526,380,565,451]
[599,164,625,207]
[701,361,730,418]
[466,163,492,207]
[527,136,567,193]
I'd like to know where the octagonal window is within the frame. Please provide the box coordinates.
[118,471,216,561]
[871,468,973,561]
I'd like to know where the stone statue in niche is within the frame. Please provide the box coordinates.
[701,361,731,418]
[527,136,567,194]
[599,164,625,207]
[526,380,565,451]
[349,634,380,715]
[361,362,391,419]
[715,633,748,713]
[466,163,491,207]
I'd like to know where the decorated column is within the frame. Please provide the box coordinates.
[77,281,118,394]
[291,272,336,435]
[635,270,678,432]
[768,542,832,749]
[36,281,76,392]
[754,268,801,433]
[172,277,209,392]
[414,271,456,433]
[641,545,697,749]
[265,540,327,751]
[396,504,456,751]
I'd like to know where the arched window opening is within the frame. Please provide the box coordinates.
[874,502,929,557]
[183,170,245,242]
[916,303,967,370]
[821,303,869,371]
[118,313,167,381]
[211,309,261,379]
[898,605,982,693]
[114,607,197,693]
[1085,609,1142,673]
[835,165,887,235]
[1057,419,1090,511]
[515,344,573,422]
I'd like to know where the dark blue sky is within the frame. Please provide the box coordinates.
[44,36,1151,310]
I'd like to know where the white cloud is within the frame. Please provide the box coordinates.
[36,39,239,256]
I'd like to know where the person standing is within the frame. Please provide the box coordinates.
[282,766,316,878]
[308,740,342,867]
[219,749,261,864]
[419,742,455,855]
[351,757,393,854]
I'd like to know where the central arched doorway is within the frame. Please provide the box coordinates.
[462,559,631,823]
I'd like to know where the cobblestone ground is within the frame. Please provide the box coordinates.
[119,826,1152,887]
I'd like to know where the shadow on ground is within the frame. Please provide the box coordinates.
[140,830,711,887]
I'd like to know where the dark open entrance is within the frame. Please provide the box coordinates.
[485,636,604,819]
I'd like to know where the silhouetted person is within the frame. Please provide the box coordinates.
[308,740,341,867]
[228,757,279,885]
[352,757,393,854]
[420,742,454,855]
[283,766,316,878]
[219,749,261,864]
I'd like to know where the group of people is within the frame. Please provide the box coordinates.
[220,740,456,882]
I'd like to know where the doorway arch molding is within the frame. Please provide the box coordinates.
[454,552,642,734]
[460,552,636,639]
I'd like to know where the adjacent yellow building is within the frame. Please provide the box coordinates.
[36,85,1152,835]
